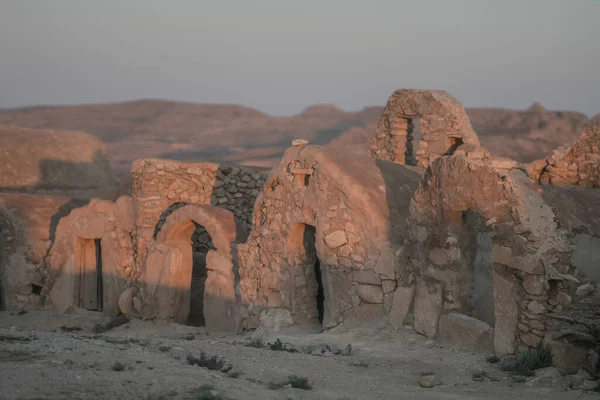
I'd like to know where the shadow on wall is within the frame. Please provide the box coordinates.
[0,151,117,198]
[44,198,92,260]
[374,158,424,244]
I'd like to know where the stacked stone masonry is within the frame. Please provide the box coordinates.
[236,144,422,330]
[131,158,268,271]
[369,89,480,168]
[2,88,600,367]
[529,123,600,188]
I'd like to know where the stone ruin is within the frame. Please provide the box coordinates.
[368,89,481,167]
[1,89,600,374]
[528,123,600,188]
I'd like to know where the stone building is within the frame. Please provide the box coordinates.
[0,125,118,311]
[0,194,88,310]
[236,143,422,330]
[368,89,480,167]
[2,89,600,371]
[397,155,600,358]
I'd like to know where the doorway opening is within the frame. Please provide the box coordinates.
[404,118,421,166]
[78,238,103,311]
[287,223,325,325]
[187,223,214,327]
[462,210,494,326]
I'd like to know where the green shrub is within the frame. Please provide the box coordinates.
[500,346,552,376]
[187,352,227,371]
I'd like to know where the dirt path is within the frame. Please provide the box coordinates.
[0,310,596,400]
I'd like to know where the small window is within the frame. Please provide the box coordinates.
[31,283,43,295]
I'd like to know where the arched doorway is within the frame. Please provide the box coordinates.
[187,223,215,326]
[286,223,326,326]
[143,204,245,331]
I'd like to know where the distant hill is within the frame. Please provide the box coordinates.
[0,99,595,177]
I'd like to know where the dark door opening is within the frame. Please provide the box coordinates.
[95,239,103,312]
[187,223,213,327]
[314,258,324,325]
[462,210,494,326]
[404,118,421,166]
[79,238,103,311]
[287,223,326,326]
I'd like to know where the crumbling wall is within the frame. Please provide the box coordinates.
[47,197,135,315]
[0,194,85,310]
[130,158,268,276]
[137,204,246,331]
[369,89,480,168]
[237,144,422,331]
[538,185,600,375]
[528,124,600,188]
[403,156,576,355]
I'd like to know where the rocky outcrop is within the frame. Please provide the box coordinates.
[0,125,117,198]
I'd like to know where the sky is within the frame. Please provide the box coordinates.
[0,0,598,116]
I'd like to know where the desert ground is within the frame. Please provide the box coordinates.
[0,310,597,400]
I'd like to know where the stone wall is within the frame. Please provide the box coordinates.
[402,154,600,355]
[136,204,245,331]
[131,158,268,273]
[47,196,135,315]
[369,89,480,168]
[236,144,422,330]
[528,124,600,188]
[0,193,87,310]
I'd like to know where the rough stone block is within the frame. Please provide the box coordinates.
[413,277,442,338]
[324,230,347,249]
[388,285,414,328]
[551,340,588,375]
[438,313,494,352]
[356,284,383,304]
[493,271,518,355]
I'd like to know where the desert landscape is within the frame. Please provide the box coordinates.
[1,86,600,400]
[0,99,597,181]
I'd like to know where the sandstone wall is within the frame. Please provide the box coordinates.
[137,204,244,331]
[529,124,600,188]
[0,193,87,310]
[369,89,480,168]
[47,197,135,315]
[237,144,422,330]
[403,155,598,356]
[131,158,268,273]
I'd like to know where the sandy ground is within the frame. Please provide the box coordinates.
[0,309,597,400]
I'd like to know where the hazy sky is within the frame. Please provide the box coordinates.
[1,0,598,116]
